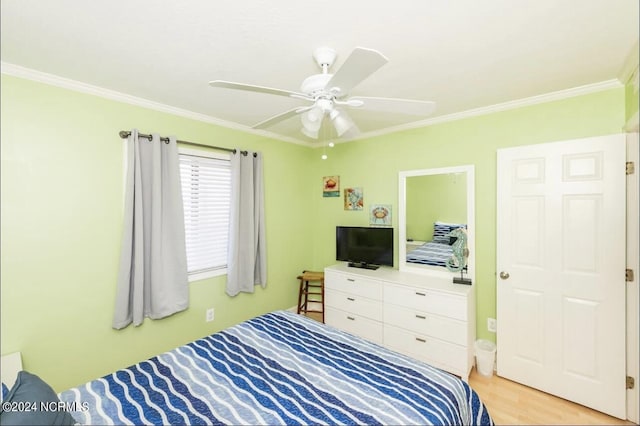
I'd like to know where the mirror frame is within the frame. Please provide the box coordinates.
[398,165,475,283]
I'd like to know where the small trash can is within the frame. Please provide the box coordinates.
[474,339,496,377]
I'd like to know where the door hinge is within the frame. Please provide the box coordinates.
[627,376,635,390]
[626,269,635,282]
[627,161,635,175]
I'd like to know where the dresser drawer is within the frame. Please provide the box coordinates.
[325,307,383,344]
[325,288,382,321]
[384,285,467,321]
[325,271,383,301]
[384,304,466,345]
[383,324,466,374]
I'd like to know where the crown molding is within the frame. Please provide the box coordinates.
[352,79,624,142]
[0,62,311,147]
[2,61,622,147]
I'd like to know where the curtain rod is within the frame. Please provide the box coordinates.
[118,130,241,154]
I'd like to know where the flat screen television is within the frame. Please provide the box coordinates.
[336,226,394,270]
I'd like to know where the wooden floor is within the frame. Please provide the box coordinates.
[468,369,633,425]
[301,311,633,425]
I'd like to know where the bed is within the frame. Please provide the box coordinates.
[5,311,493,425]
[407,221,467,268]
[406,240,454,267]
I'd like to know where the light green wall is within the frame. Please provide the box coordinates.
[0,73,626,391]
[0,75,315,391]
[625,71,639,123]
[308,87,626,343]
[406,174,467,241]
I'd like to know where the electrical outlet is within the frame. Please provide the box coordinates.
[206,308,215,322]
[487,317,497,333]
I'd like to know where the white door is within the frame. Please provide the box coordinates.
[496,134,626,419]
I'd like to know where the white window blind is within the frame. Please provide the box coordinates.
[179,150,231,279]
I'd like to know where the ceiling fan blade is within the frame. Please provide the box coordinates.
[349,97,436,116]
[209,80,312,101]
[324,47,388,97]
[252,106,312,129]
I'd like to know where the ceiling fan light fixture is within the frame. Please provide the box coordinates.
[307,108,321,122]
[301,126,319,139]
[301,107,322,129]
[330,109,355,137]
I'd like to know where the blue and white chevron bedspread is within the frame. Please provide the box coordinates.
[59,311,493,425]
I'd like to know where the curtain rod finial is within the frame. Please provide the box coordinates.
[119,130,131,139]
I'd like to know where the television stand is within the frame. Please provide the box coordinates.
[347,262,379,270]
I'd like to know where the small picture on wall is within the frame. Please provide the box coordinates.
[323,176,340,197]
[344,187,363,210]
[370,204,392,226]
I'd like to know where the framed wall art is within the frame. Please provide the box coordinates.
[344,187,363,210]
[370,204,392,226]
[323,176,340,197]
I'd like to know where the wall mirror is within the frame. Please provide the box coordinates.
[398,165,475,282]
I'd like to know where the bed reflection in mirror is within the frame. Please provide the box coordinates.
[398,165,475,281]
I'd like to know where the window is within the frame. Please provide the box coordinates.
[179,148,231,281]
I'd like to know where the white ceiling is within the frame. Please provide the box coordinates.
[1,0,638,145]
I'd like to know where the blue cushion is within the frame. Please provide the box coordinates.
[433,221,466,243]
[0,371,76,425]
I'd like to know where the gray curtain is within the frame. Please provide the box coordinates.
[226,150,266,296]
[112,130,189,329]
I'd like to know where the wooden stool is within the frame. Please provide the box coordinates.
[296,271,325,323]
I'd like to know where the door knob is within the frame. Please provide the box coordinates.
[499,271,510,280]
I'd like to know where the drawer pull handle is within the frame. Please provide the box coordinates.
[415,337,426,343]
[347,278,355,282]
[347,297,355,301]
[415,314,426,319]
[415,292,426,296]
[347,316,355,321]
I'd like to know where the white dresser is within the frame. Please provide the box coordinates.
[324,263,475,380]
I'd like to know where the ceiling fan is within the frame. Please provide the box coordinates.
[209,47,436,141]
